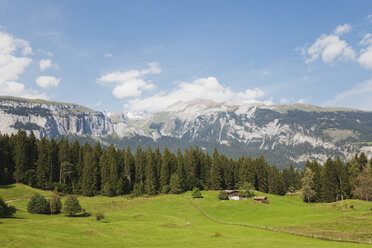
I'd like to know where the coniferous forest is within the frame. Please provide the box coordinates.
[0,130,371,202]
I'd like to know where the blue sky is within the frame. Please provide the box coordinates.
[1,0,372,112]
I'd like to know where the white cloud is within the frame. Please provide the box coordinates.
[39,59,58,71]
[325,78,372,110]
[280,98,289,104]
[123,76,270,113]
[0,30,46,99]
[36,76,60,89]
[97,63,160,98]
[334,24,351,36]
[358,33,372,69]
[104,53,112,58]
[301,24,355,64]
[305,34,355,64]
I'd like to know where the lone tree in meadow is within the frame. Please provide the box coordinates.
[63,195,82,217]
[192,187,202,198]
[49,193,62,214]
[353,165,372,201]
[27,194,50,214]
[301,167,316,203]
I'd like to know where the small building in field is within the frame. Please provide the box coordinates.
[225,190,240,200]
[253,196,267,203]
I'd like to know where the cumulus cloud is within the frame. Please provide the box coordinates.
[301,24,355,64]
[36,76,60,89]
[39,59,58,71]
[325,78,372,110]
[123,76,270,113]
[97,63,160,98]
[0,30,46,99]
[334,24,351,36]
[358,33,372,70]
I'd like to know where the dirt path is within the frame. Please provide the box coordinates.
[180,194,369,245]
[5,195,52,203]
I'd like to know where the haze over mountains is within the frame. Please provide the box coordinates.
[1,96,372,169]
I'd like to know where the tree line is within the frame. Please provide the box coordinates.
[0,130,371,202]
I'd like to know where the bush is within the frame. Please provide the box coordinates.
[27,194,50,214]
[96,211,105,221]
[192,187,202,198]
[49,193,62,214]
[0,197,16,217]
[239,190,253,198]
[63,195,82,217]
[218,191,228,200]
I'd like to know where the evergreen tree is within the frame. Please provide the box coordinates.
[301,167,316,202]
[48,138,59,184]
[334,158,350,201]
[254,155,269,192]
[100,145,118,196]
[134,146,146,184]
[82,143,99,196]
[49,193,62,214]
[0,134,15,185]
[35,138,50,189]
[58,138,70,183]
[169,173,183,194]
[27,193,50,214]
[304,160,322,201]
[0,197,16,217]
[353,164,372,201]
[268,166,285,195]
[160,147,172,189]
[176,148,186,191]
[192,187,202,198]
[14,130,30,183]
[144,147,157,195]
[63,195,82,217]
[123,146,135,189]
[320,158,339,202]
[209,148,222,190]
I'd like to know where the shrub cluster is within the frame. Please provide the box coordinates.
[0,197,16,217]
[218,191,228,200]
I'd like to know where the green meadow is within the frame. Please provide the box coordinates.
[0,184,371,248]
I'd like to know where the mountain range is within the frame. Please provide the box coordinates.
[1,96,372,169]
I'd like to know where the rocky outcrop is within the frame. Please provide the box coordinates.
[0,96,113,139]
[1,96,372,168]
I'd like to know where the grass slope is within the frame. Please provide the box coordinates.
[0,184,52,201]
[187,191,372,243]
[0,185,370,248]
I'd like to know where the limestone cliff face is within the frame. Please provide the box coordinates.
[0,97,113,139]
[1,96,372,168]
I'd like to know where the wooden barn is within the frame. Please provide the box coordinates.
[253,196,267,203]
[224,190,240,200]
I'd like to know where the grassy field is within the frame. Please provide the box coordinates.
[0,185,371,248]
[187,191,372,243]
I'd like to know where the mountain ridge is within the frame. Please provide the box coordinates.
[1,96,372,169]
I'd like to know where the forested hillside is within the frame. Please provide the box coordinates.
[1,130,371,202]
